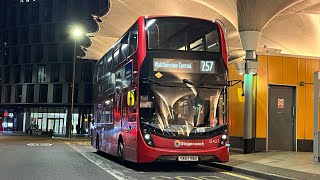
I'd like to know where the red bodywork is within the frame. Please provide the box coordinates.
[92,16,229,163]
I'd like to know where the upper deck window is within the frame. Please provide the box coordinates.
[146,17,220,52]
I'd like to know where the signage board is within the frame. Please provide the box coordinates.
[153,58,215,74]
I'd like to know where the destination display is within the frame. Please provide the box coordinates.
[153,58,215,73]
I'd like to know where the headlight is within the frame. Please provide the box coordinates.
[144,134,151,140]
[219,128,228,147]
[141,127,154,147]
[222,134,227,140]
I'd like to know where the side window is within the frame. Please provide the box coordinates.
[205,30,220,52]
[103,55,107,75]
[93,64,98,82]
[106,51,112,73]
[113,43,120,68]
[120,34,129,62]
[103,99,113,124]
[95,103,102,123]
[128,25,138,57]
[97,60,103,79]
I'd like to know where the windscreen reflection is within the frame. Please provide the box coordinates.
[140,83,222,137]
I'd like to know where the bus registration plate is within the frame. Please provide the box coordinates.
[178,156,199,161]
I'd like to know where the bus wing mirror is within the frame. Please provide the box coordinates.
[127,90,135,106]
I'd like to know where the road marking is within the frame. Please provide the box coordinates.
[65,142,135,180]
[198,165,256,180]
[27,143,52,146]
[220,171,257,180]
[150,176,222,180]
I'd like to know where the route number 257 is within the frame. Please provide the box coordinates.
[200,61,214,72]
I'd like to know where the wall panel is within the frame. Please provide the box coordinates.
[297,59,306,140]
[283,57,298,85]
[268,56,283,84]
[228,64,244,137]
[305,84,314,140]
[306,59,319,83]
[256,55,268,138]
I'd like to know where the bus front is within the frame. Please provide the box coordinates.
[137,17,229,163]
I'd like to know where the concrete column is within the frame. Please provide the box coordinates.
[244,74,254,153]
[239,31,261,154]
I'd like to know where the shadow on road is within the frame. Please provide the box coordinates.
[94,151,219,173]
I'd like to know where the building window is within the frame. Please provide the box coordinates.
[51,64,60,82]
[31,4,39,24]
[46,24,55,42]
[15,85,22,103]
[47,45,57,62]
[5,85,11,103]
[25,65,33,83]
[81,63,92,82]
[20,27,29,44]
[68,84,78,103]
[53,84,62,103]
[39,84,48,103]
[4,68,10,84]
[42,1,53,22]
[37,65,46,83]
[62,44,72,62]
[14,66,21,83]
[23,46,30,63]
[12,47,19,64]
[32,45,43,63]
[20,6,28,25]
[9,7,16,26]
[9,30,18,45]
[32,26,41,43]
[26,84,34,103]
[65,63,72,82]
[4,48,9,65]
[84,84,92,103]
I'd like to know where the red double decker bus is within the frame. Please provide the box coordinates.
[92,16,229,163]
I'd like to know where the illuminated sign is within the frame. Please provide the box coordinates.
[153,58,215,73]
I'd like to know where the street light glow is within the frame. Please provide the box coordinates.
[70,26,83,38]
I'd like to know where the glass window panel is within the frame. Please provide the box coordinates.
[39,84,48,103]
[128,26,138,56]
[26,84,34,103]
[37,65,46,83]
[15,85,22,103]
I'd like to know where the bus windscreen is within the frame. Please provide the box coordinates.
[146,17,220,52]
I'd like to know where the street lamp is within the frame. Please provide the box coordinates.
[66,25,83,138]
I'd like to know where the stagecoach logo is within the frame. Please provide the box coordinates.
[174,140,181,147]
[173,140,204,147]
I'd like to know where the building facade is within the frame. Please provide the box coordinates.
[0,0,107,134]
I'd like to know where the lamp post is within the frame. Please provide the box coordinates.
[66,26,83,138]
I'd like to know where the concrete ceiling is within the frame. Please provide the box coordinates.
[82,0,320,60]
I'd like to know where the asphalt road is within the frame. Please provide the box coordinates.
[0,134,263,180]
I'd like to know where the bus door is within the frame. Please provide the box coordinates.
[122,91,138,162]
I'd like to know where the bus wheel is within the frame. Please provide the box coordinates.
[117,142,124,164]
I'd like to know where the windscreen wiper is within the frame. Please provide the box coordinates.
[183,79,227,89]
[140,78,184,88]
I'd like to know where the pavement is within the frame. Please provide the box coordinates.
[210,150,320,180]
